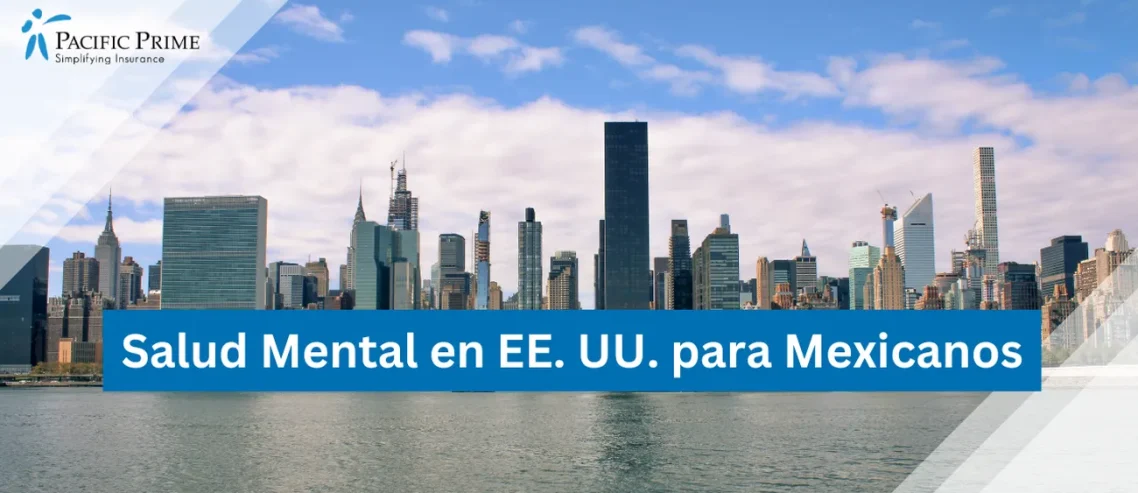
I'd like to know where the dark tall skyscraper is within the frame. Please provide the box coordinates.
[603,121,650,310]
[147,260,161,293]
[652,257,668,310]
[668,220,693,310]
[438,234,466,275]
[518,208,543,310]
[999,262,1041,310]
[771,260,797,301]
[594,219,605,310]
[387,162,419,232]
[0,245,49,372]
[1040,235,1089,302]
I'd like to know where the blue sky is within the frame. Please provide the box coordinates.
[41,0,1138,302]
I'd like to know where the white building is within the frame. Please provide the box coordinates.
[896,193,936,291]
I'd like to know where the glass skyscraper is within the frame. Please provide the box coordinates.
[973,147,1000,274]
[0,245,49,372]
[896,193,936,291]
[603,121,650,310]
[354,221,394,310]
[1040,235,1088,301]
[695,223,740,310]
[518,208,543,310]
[161,196,267,310]
[668,220,693,310]
[475,211,491,310]
[848,241,881,310]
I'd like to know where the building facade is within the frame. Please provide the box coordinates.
[1040,235,1089,302]
[667,220,693,310]
[62,251,99,296]
[999,262,1041,310]
[518,208,543,310]
[476,211,491,310]
[0,245,49,372]
[795,240,818,294]
[973,147,1000,275]
[849,241,881,310]
[694,222,740,310]
[161,196,267,310]
[603,121,651,310]
[549,251,579,309]
[95,192,121,303]
[895,193,935,291]
[755,257,772,309]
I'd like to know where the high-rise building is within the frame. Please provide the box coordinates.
[773,282,794,310]
[118,256,144,308]
[896,193,935,291]
[440,273,471,310]
[693,221,740,310]
[518,208,543,310]
[849,241,881,310]
[345,186,367,292]
[338,264,348,291]
[489,281,503,310]
[161,196,267,310]
[354,222,394,310]
[873,206,906,310]
[439,234,466,275]
[973,147,1000,274]
[95,191,121,303]
[304,258,330,299]
[429,261,440,309]
[667,220,693,310]
[755,257,772,309]
[475,211,491,310]
[951,250,967,276]
[1042,285,1078,349]
[0,245,49,372]
[148,260,161,293]
[794,240,818,295]
[603,121,650,310]
[594,219,605,310]
[387,162,419,232]
[548,251,580,310]
[1039,236,1089,302]
[46,292,112,363]
[62,251,99,296]
[652,257,668,310]
[273,263,305,309]
[692,246,706,309]
[391,229,421,310]
[999,262,1041,310]
[771,260,797,298]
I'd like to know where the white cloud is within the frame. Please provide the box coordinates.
[273,4,345,42]
[675,44,841,99]
[425,6,449,23]
[403,30,562,75]
[910,19,941,30]
[30,54,1136,307]
[572,26,654,66]
[230,45,283,64]
[508,20,530,34]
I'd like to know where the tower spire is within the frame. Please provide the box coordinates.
[353,178,366,223]
[103,187,114,233]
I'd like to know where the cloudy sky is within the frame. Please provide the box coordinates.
[31,0,1138,306]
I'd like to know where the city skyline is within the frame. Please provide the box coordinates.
[20,3,1138,308]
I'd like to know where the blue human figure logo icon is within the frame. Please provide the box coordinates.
[21,8,71,60]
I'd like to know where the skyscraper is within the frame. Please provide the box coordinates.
[973,147,1000,274]
[475,211,491,309]
[147,260,161,293]
[62,251,99,296]
[338,264,347,291]
[438,234,466,275]
[848,241,881,310]
[795,240,818,294]
[1040,236,1089,302]
[548,251,580,310]
[895,193,935,291]
[755,257,772,309]
[118,256,144,307]
[667,220,693,310]
[603,121,650,310]
[999,262,1041,310]
[594,219,605,310]
[770,260,797,300]
[161,196,267,310]
[345,186,367,291]
[391,229,420,310]
[387,162,419,232]
[873,206,906,310]
[518,208,543,310]
[95,191,121,303]
[694,221,740,310]
[304,257,330,298]
[354,221,394,310]
[652,257,668,310]
[0,245,49,372]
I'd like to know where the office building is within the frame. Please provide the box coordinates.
[0,245,49,372]
[439,234,466,275]
[755,257,772,309]
[95,192,121,303]
[354,222,394,310]
[973,147,1000,274]
[440,273,472,310]
[895,193,935,291]
[773,282,795,310]
[667,220,693,310]
[475,211,491,309]
[1038,236,1088,302]
[46,292,111,363]
[951,250,967,276]
[693,220,740,310]
[849,241,881,310]
[62,251,99,296]
[1042,285,1078,349]
[345,187,367,291]
[118,256,144,307]
[518,208,543,310]
[652,257,668,309]
[304,258,331,298]
[594,219,605,310]
[915,286,944,310]
[161,196,267,310]
[489,281,503,310]
[795,240,818,294]
[391,228,421,310]
[148,260,161,293]
[603,121,650,310]
[999,262,1041,310]
[771,260,797,297]
[548,251,580,310]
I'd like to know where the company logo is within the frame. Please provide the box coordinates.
[21,8,70,60]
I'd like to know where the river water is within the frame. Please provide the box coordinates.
[0,389,986,492]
